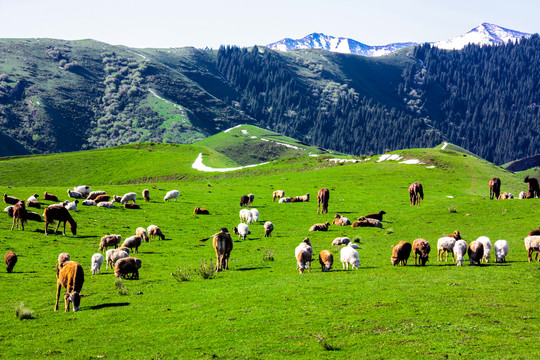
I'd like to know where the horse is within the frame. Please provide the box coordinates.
[489,177,501,200]
[409,182,424,206]
[317,188,330,214]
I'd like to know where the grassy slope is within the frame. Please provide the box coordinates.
[0,145,538,359]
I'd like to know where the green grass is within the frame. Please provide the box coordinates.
[0,144,538,359]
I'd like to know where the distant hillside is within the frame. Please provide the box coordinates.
[503,154,540,172]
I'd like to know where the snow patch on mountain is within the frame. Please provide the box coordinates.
[434,23,531,50]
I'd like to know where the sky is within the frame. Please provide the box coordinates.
[1,0,538,49]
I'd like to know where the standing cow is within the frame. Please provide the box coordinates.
[55,261,84,312]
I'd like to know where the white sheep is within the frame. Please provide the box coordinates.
[278,197,292,203]
[340,244,360,270]
[250,208,259,223]
[524,236,540,262]
[234,223,250,240]
[437,237,457,262]
[519,191,526,199]
[295,238,313,274]
[27,193,39,202]
[264,221,274,237]
[453,240,468,266]
[64,200,78,211]
[136,227,149,242]
[74,185,91,197]
[164,190,180,202]
[476,236,492,263]
[91,253,103,275]
[120,192,137,204]
[105,248,129,269]
[507,193,514,199]
[239,209,253,224]
[493,240,509,263]
[82,199,96,206]
[332,237,350,246]
[67,189,83,199]
[97,201,114,208]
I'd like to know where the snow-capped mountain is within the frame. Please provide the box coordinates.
[266,33,417,57]
[267,23,532,56]
[434,23,531,50]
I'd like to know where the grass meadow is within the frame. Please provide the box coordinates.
[0,144,538,359]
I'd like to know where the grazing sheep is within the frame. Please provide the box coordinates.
[412,238,431,266]
[114,257,142,279]
[248,194,255,205]
[295,238,313,274]
[391,241,412,266]
[3,193,20,205]
[105,248,129,270]
[193,206,210,215]
[142,189,150,202]
[318,250,333,272]
[489,178,501,200]
[11,200,27,230]
[67,189,83,199]
[73,186,91,197]
[91,253,103,275]
[123,203,140,209]
[86,191,106,200]
[272,190,285,202]
[94,195,111,204]
[468,241,484,265]
[437,231,461,262]
[332,214,351,226]
[122,235,142,253]
[498,192,509,200]
[340,243,360,270]
[264,221,274,237]
[278,197,292,203]
[99,234,122,252]
[239,209,253,224]
[82,199,96,206]
[43,192,59,202]
[476,236,492,263]
[332,237,351,246]
[524,236,540,262]
[164,190,180,202]
[113,195,122,203]
[453,240,468,266]
[365,211,386,221]
[5,251,17,273]
[4,205,13,217]
[250,208,259,223]
[58,253,70,268]
[351,217,382,228]
[213,228,233,271]
[26,200,41,209]
[64,200,78,211]
[309,222,330,232]
[233,223,250,240]
[55,261,84,312]
[494,240,509,263]
[147,225,165,241]
[97,201,114,209]
[120,192,137,204]
[136,227,149,242]
[240,195,250,207]
[317,188,330,214]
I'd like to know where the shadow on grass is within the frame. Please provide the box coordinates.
[235,266,269,271]
[90,302,130,310]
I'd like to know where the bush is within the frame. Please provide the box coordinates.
[448,206,457,213]
[171,266,193,282]
[15,302,34,320]
[115,279,128,295]
[197,259,216,279]
[263,246,275,261]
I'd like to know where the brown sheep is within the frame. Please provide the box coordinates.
[121,236,142,254]
[498,192,509,200]
[123,203,140,209]
[55,261,84,312]
[43,192,59,202]
[292,194,309,202]
[193,206,210,215]
[317,188,330,214]
[99,234,122,252]
[213,228,233,271]
[412,238,431,266]
[147,225,165,241]
[94,194,111,204]
[26,200,41,209]
[309,221,330,232]
[114,257,142,279]
[3,193,20,205]
[11,200,27,230]
[272,190,285,202]
[489,178,501,200]
[142,189,150,202]
[391,241,412,266]
[240,195,250,207]
[318,250,333,272]
[409,182,423,205]
[25,211,42,222]
[295,238,313,274]
[468,241,484,265]
[364,211,386,221]
[5,251,18,273]
[332,214,351,226]
[44,205,77,235]
[351,217,382,228]
[86,191,106,200]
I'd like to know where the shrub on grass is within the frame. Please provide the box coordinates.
[448,206,457,213]
[386,228,394,234]
[197,259,216,279]
[171,266,193,282]
[115,279,128,295]
[263,246,275,261]
[352,236,361,243]
[315,333,340,351]
[15,302,34,320]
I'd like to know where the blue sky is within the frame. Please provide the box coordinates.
[1,0,538,48]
